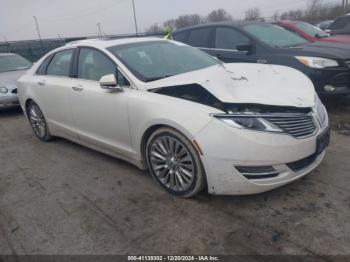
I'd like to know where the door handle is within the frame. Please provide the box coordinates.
[72,86,84,91]
[38,81,46,86]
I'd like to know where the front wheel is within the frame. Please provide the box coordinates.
[27,101,52,142]
[146,127,206,198]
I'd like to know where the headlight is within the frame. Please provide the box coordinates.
[314,95,327,127]
[295,56,339,68]
[214,115,282,133]
[0,86,8,94]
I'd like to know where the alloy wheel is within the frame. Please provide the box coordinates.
[28,104,47,139]
[149,135,195,193]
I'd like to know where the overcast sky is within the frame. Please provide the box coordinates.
[0,0,335,41]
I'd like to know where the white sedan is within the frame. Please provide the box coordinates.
[0,53,32,108]
[17,38,329,197]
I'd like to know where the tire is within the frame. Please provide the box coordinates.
[27,101,53,142]
[146,127,206,198]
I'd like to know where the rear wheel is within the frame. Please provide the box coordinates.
[146,127,206,198]
[27,101,52,142]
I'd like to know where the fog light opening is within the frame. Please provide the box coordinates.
[324,85,335,92]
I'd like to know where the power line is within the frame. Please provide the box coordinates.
[132,0,138,35]
[33,16,42,41]
[97,23,103,38]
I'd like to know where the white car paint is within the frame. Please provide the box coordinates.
[17,38,329,195]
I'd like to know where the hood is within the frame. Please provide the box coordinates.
[0,70,28,89]
[290,41,350,60]
[146,63,315,108]
[323,35,350,44]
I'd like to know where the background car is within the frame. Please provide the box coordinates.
[275,20,350,44]
[316,20,334,31]
[329,15,350,35]
[17,38,329,197]
[173,22,350,99]
[0,53,32,109]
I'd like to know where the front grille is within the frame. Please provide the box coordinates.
[331,73,349,87]
[345,60,350,69]
[264,114,316,138]
[287,153,318,172]
[11,88,17,94]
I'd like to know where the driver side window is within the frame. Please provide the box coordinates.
[77,48,116,82]
[215,27,250,50]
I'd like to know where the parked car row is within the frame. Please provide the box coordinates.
[317,15,350,35]
[173,22,350,98]
[2,18,347,198]
[15,37,330,197]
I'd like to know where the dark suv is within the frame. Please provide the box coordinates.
[173,22,350,98]
[329,15,350,35]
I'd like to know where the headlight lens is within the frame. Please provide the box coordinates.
[295,56,339,68]
[214,115,282,133]
[0,86,8,94]
[314,95,327,127]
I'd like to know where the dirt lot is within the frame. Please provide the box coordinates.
[0,98,349,256]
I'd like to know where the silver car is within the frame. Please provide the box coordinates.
[0,53,32,108]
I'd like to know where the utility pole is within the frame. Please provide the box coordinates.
[97,23,103,38]
[33,16,42,41]
[132,0,138,35]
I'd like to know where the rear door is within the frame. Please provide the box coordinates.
[212,26,256,63]
[34,48,76,136]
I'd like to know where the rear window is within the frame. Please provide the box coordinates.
[0,54,32,73]
[173,31,189,43]
[243,24,308,48]
[187,28,212,48]
[46,49,74,77]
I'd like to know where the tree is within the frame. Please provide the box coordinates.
[163,19,176,29]
[174,14,203,29]
[272,11,280,21]
[206,9,233,22]
[245,7,261,21]
[145,23,162,33]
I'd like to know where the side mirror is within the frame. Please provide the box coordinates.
[99,74,123,91]
[237,44,253,53]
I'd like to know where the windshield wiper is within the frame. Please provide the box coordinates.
[146,75,175,82]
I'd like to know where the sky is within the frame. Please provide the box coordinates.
[0,0,336,41]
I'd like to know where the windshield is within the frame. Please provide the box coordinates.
[108,41,220,82]
[242,24,309,48]
[0,54,32,73]
[293,21,328,38]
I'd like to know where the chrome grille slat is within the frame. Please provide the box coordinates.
[284,125,315,131]
[275,123,314,128]
[268,119,312,124]
[265,114,316,138]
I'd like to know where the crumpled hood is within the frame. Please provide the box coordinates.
[145,63,316,108]
[0,70,28,89]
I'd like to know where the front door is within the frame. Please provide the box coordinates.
[68,47,133,157]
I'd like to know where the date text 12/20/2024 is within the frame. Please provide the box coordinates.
[127,256,220,261]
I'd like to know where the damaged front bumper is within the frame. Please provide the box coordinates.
[194,115,329,195]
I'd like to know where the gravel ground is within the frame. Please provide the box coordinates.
[0,98,349,256]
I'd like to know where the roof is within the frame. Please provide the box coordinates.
[0,53,17,57]
[65,37,164,49]
[173,21,267,33]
